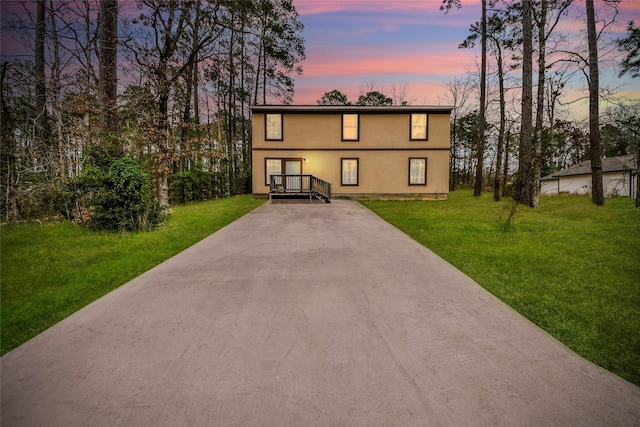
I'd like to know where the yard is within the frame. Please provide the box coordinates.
[363,191,640,386]
[2,191,639,386]
[0,195,266,355]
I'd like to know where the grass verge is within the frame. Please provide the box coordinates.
[1,195,265,355]
[362,190,640,386]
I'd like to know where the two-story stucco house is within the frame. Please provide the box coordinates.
[251,105,454,201]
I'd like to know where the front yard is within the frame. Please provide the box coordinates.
[363,191,640,386]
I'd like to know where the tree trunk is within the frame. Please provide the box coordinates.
[516,0,534,206]
[99,0,119,155]
[450,113,457,191]
[1,62,18,221]
[157,93,170,210]
[531,0,547,208]
[504,128,510,194]
[240,8,247,192]
[494,42,505,202]
[227,19,236,195]
[636,159,640,208]
[35,0,48,170]
[83,0,94,150]
[180,62,194,174]
[586,0,604,205]
[474,0,487,197]
[48,0,65,181]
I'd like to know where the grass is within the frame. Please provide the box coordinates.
[362,190,640,386]
[3,191,639,387]
[1,195,265,355]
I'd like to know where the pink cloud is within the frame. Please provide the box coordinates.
[293,79,453,105]
[295,0,482,16]
[301,48,475,78]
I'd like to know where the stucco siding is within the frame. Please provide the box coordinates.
[251,108,452,199]
[252,112,450,150]
[252,149,449,197]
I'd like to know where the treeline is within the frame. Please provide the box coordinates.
[441,0,639,205]
[1,0,304,228]
[449,103,640,196]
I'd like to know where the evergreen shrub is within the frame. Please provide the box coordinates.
[77,146,160,231]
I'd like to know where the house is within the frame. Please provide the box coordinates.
[250,105,454,201]
[541,154,638,197]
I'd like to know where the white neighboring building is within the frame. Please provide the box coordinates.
[541,155,638,197]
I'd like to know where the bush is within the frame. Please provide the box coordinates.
[77,153,160,232]
[170,169,221,204]
[3,174,72,221]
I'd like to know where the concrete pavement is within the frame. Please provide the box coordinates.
[2,200,640,426]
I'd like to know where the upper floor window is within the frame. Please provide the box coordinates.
[342,114,359,141]
[266,113,283,140]
[410,113,428,140]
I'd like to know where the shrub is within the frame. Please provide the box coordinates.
[77,152,160,231]
[169,169,221,204]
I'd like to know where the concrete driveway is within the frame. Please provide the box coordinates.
[2,201,639,426]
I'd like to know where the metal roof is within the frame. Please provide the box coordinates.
[250,105,455,114]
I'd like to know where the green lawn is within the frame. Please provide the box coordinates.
[3,191,639,387]
[362,191,640,386]
[1,195,265,355]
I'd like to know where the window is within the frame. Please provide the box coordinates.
[265,158,282,185]
[342,114,359,141]
[409,158,427,185]
[341,158,359,186]
[265,113,283,140]
[265,158,303,186]
[410,113,428,140]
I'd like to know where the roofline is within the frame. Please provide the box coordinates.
[550,155,638,177]
[250,105,455,114]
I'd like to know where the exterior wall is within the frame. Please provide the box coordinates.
[252,110,451,199]
[556,172,632,196]
[541,179,558,195]
[604,171,632,196]
[557,175,592,195]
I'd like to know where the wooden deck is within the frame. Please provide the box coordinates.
[269,175,331,203]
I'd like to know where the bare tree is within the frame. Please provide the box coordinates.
[444,76,473,191]
[531,0,572,207]
[441,0,486,197]
[123,0,221,209]
[390,82,417,106]
[473,0,487,198]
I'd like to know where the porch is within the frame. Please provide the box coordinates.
[269,175,331,203]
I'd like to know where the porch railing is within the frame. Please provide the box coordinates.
[270,174,331,202]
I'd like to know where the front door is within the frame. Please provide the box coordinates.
[285,159,302,190]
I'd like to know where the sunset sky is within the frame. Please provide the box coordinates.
[1,0,638,117]
[292,0,640,114]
